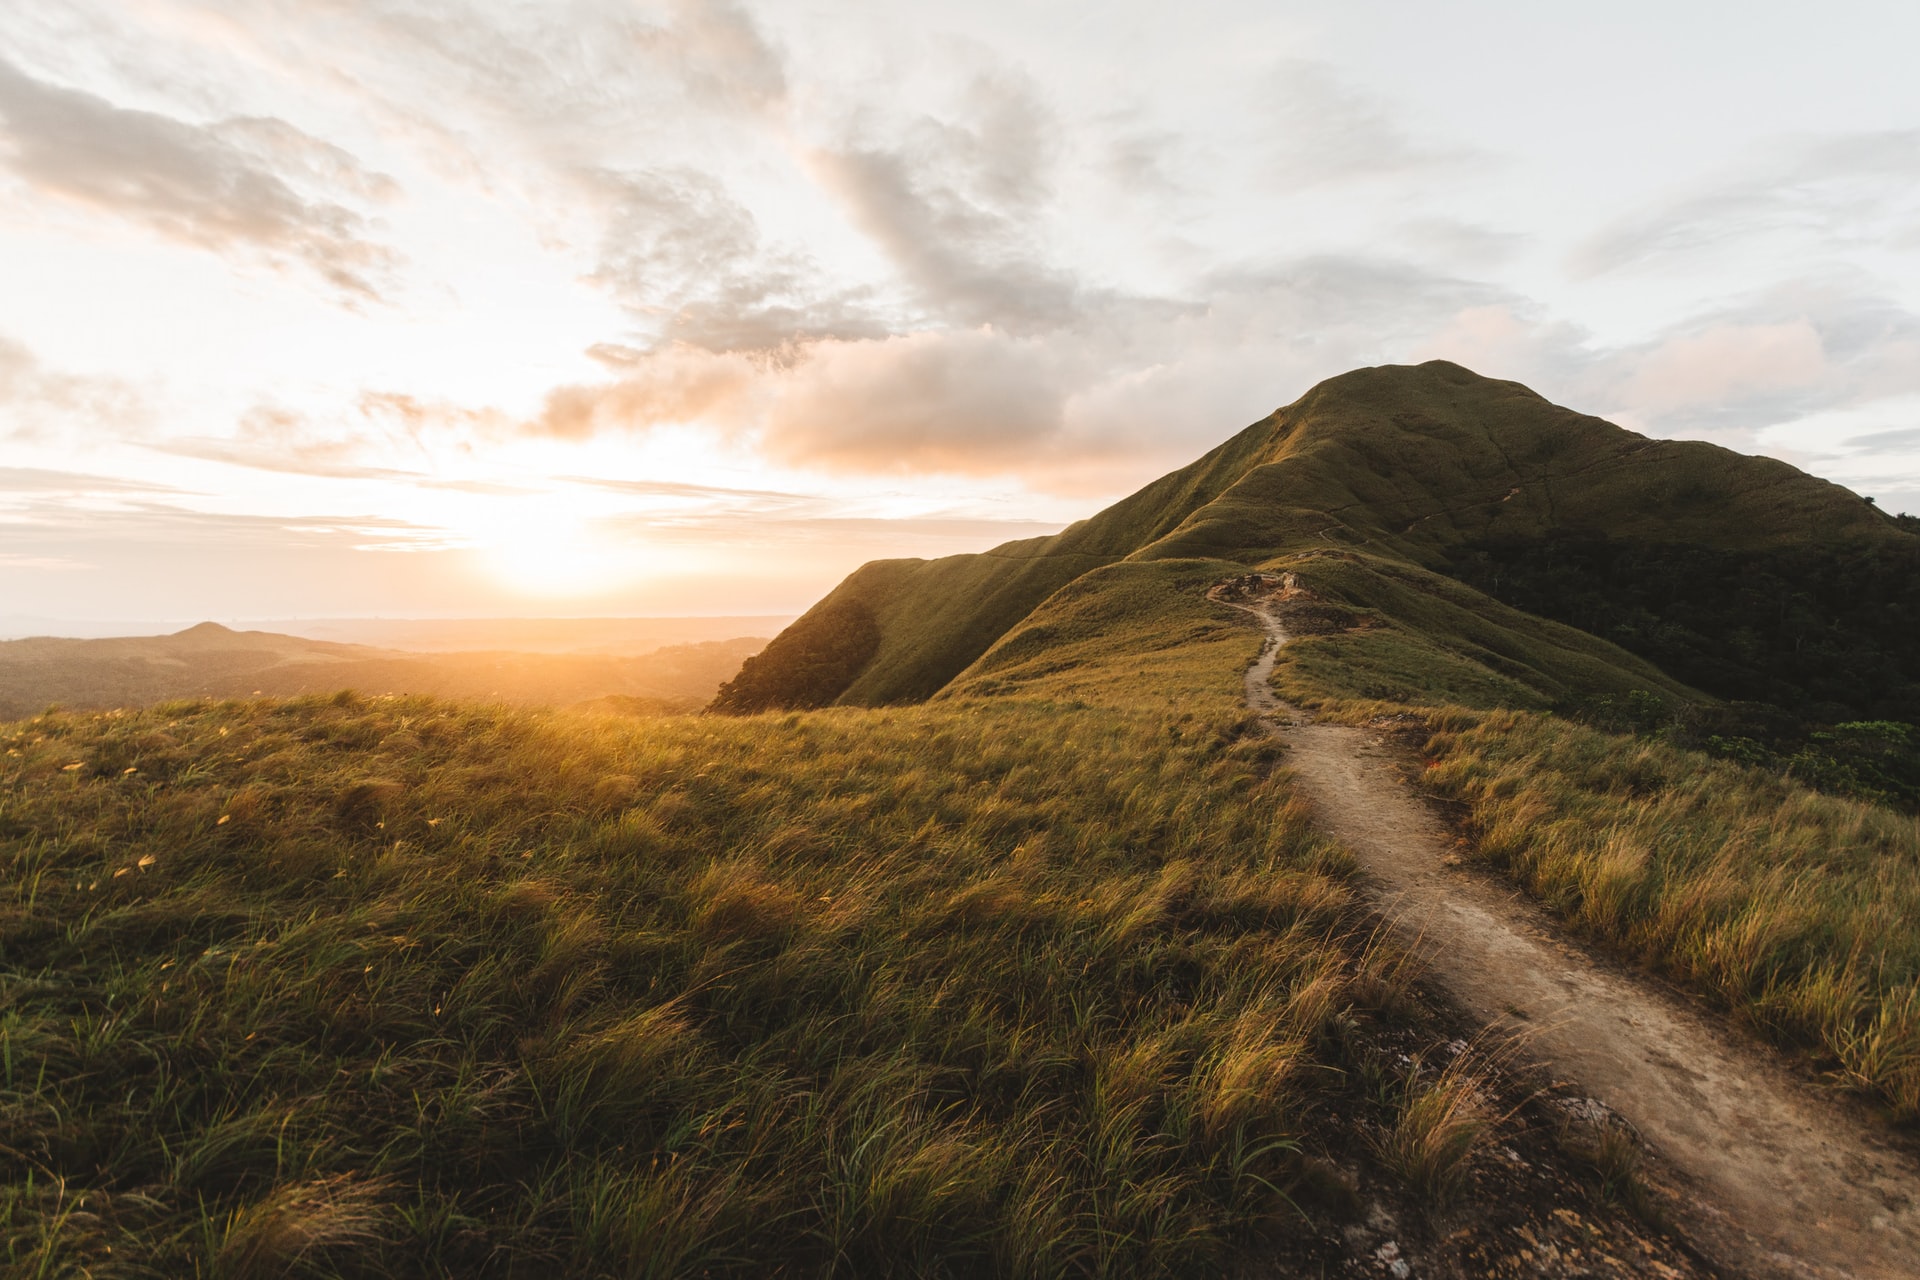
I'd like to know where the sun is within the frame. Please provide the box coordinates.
[478,505,651,599]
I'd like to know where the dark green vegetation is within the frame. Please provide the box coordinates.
[710,600,879,713]
[0,625,765,720]
[1447,533,1920,722]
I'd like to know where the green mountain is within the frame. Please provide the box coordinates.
[716,360,1919,721]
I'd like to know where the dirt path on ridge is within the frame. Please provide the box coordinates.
[1235,599,1920,1280]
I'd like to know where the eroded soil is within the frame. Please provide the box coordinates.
[1235,597,1920,1280]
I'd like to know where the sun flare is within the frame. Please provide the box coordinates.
[478,506,653,599]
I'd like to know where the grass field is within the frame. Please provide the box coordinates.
[1,686,1467,1277]
[1417,708,1920,1119]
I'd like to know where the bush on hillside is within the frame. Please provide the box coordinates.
[709,599,880,713]
[1449,532,1920,723]
[1559,690,1920,812]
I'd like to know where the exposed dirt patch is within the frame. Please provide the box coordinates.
[1253,1010,1717,1279]
[1232,597,1920,1279]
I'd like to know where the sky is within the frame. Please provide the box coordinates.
[3,0,1918,627]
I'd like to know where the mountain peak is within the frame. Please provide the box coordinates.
[715,362,1916,714]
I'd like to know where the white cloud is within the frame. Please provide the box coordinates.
[0,56,400,300]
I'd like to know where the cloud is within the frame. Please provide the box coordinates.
[1412,274,1920,452]
[602,508,1067,553]
[0,56,399,300]
[0,334,148,440]
[0,466,186,496]
[1599,282,1920,438]
[587,166,884,352]
[535,345,762,439]
[559,474,814,504]
[1577,130,1920,276]
[1262,60,1471,187]
[151,403,412,480]
[152,392,511,480]
[1397,218,1528,270]
[527,327,1091,475]
[805,70,1080,330]
[1845,426,1920,454]
[761,328,1079,471]
[644,0,788,115]
[1617,321,1829,419]
[526,254,1523,484]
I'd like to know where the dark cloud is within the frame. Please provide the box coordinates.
[0,57,399,300]
[1577,131,1920,276]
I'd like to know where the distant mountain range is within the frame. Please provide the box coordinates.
[0,615,794,650]
[0,623,766,718]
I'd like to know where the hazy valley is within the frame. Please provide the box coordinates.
[0,621,777,721]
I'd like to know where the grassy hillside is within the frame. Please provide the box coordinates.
[0,626,765,719]
[708,358,1920,1132]
[722,360,1915,719]
[0,681,1705,1277]
[712,417,1281,710]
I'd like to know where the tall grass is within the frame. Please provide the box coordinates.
[1422,709,1920,1118]
[1,692,1405,1276]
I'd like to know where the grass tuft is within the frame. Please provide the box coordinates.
[212,1176,388,1279]
[1374,1055,1491,1209]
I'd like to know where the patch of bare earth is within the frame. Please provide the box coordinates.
[1220,584,1920,1280]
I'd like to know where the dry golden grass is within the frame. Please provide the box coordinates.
[0,690,1434,1276]
[1422,708,1920,1118]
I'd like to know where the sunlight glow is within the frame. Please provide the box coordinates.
[477,505,658,599]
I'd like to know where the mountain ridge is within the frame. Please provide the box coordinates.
[716,360,1915,717]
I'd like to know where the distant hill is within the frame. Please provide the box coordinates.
[229,615,797,655]
[0,623,765,718]
[715,360,1919,720]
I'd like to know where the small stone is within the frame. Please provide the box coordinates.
[1374,1240,1412,1279]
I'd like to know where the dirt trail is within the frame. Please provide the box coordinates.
[1238,601,1920,1280]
